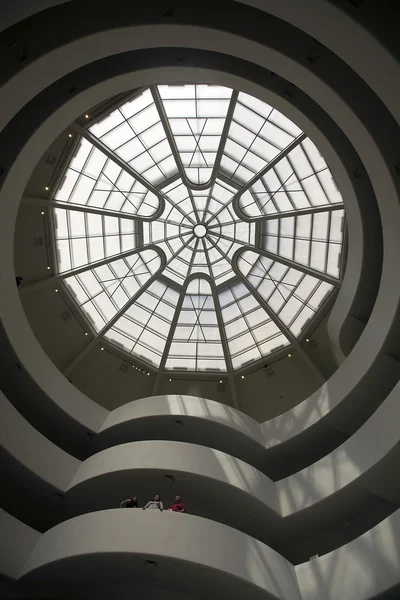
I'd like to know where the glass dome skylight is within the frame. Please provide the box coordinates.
[52,84,345,373]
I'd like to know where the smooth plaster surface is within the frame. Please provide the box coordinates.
[0,3,400,599]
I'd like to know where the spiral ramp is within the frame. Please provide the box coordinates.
[1,2,400,599]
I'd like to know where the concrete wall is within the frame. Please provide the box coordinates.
[234,350,322,422]
[21,510,301,600]
[0,510,40,580]
[0,391,78,490]
[0,3,392,455]
[296,509,400,600]
[1,2,400,599]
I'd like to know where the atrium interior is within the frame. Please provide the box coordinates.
[1,2,400,600]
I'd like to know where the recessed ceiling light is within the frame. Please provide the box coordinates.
[101,347,104,351]
[46,266,51,270]
[147,373,150,376]
[288,353,292,358]
[84,332,88,336]
[306,338,310,342]
[219,380,222,384]
[68,133,72,138]
[241,375,245,379]
[169,378,172,382]
[85,114,89,119]
[45,186,49,191]
[55,289,58,293]
[41,211,45,215]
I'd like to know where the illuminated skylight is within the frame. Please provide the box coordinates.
[52,84,345,373]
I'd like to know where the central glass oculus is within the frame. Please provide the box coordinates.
[193,224,207,238]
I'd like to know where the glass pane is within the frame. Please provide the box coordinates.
[52,84,345,373]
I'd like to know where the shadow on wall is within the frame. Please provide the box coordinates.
[297,512,400,600]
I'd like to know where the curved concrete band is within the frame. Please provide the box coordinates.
[3,503,400,600]
[20,510,301,600]
[0,5,398,471]
[1,2,400,600]
[2,390,400,564]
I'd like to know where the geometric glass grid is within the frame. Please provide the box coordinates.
[165,279,226,372]
[63,248,162,333]
[220,92,302,185]
[143,177,255,286]
[158,84,233,186]
[89,88,179,186]
[54,138,160,216]
[52,83,346,372]
[237,250,334,338]
[219,282,290,369]
[53,208,139,273]
[237,137,342,218]
[104,279,180,368]
[260,209,345,278]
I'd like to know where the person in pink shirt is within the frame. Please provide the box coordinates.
[168,495,186,513]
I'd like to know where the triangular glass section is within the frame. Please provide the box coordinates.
[158,84,232,185]
[89,88,179,186]
[54,138,160,216]
[220,92,301,185]
[166,278,227,371]
[237,137,343,217]
[105,279,180,367]
[219,282,290,369]
[63,248,162,332]
[237,250,334,338]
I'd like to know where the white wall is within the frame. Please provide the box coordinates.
[70,346,155,410]
[0,391,78,490]
[235,350,322,422]
[277,381,400,516]
[296,509,400,600]
[100,394,265,446]
[0,510,40,579]
[21,510,301,600]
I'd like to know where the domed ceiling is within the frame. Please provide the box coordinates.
[50,84,345,373]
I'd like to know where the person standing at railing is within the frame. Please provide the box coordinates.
[142,494,164,511]
[168,495,186,513]
[120,496,139,508]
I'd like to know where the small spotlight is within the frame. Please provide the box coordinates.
[241,375,245,379]
[306,338,310,343]
[84,332,88,336]
[219,380,222,384]
[55,289,58,293]
[169,378,172,382]
[46,266,51,270]
[288,353,292,358]
[45,186,49,191]
[41,211,45,215]
[68,133,72,138]
[147,373,150,376]
[85,114,89,119]
[101,347,104,351]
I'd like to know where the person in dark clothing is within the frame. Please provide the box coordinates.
[120,496,138,508]
[168,495,186,513]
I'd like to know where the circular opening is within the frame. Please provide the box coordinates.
[193,224,207,238]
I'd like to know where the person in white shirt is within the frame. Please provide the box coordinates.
[142,494,163,511]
